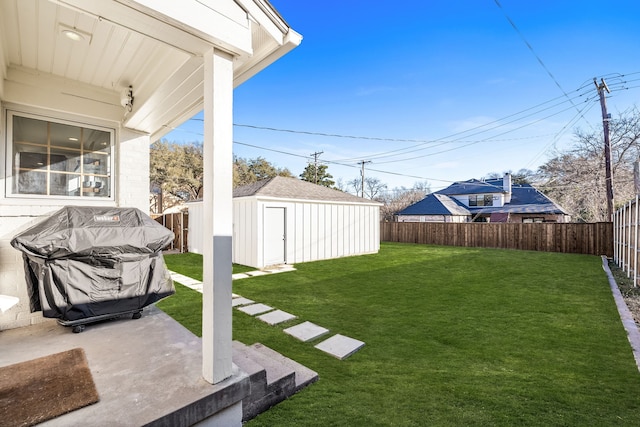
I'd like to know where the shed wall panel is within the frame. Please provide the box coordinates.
[234,198,257,268]
[190,198,380,269]
[188,202,204,254]
[318,204,326,260]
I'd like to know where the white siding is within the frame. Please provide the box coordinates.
[397,214,468,223]
[236,198,257,267]
[189,197,381,269]
[187,201,204,254]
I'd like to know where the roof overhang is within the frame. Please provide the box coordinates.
[0,0,301,139]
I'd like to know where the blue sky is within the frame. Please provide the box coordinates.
[165,0,640,193]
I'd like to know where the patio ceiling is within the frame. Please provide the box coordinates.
[0,0,301,140]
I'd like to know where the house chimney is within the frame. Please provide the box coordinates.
[503,172,512,203]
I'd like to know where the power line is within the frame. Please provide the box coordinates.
[493,0,594,130]
[372,97,597,165]
[233,140,454,183]
[524,99,598,168]
[232,84,593,161]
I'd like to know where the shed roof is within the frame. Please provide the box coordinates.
[233,176,381,204]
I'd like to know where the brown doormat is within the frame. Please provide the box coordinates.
[0,348,100,427]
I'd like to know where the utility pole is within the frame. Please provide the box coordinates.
[310,151,323,184]
[358,160,371,198]
[594,77,614,220]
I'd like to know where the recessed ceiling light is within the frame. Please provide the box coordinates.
[68,137,79,141]
[62,29,84,42]
[58,24,92,45]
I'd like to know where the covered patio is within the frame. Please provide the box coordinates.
[0,0,302,425]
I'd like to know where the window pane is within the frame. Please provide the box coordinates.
[84,129,111,154]
[17,170,47,195]
[50,122,82,149]
[50,173,69,196]
[13,116,47,145]
[83,156,108,175]
[66,174,82,196]
[484,195,493,206]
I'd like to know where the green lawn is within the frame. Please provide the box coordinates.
[159,243,640,426]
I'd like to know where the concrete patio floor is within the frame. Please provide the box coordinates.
[0,305,249,426]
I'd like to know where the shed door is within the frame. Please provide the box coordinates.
[264,207,286,265]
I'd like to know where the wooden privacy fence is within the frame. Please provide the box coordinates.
[380,222,613,257]
[614,196,640,287]
[153,212,189,253]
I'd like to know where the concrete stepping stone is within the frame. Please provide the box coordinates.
[284,321,329,342]
[232,273,250,280]
[257,310,297,325]
[238,303,273,316]
[169,272,202,286]
[232,297,255,307]
[245,270,269,277]
[263,266,297,274]
[314,334,365,360]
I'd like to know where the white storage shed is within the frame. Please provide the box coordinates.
[189,176,382,268]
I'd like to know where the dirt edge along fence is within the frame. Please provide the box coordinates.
[614,196,640,287]
[153,212,188,253]
[381,222,613,257]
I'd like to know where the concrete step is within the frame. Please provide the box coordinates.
[248,343,318,392]
[232,341,268,398]
[231,341,318,422]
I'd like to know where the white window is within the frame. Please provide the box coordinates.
[7,112,114,199]
[468,194,493,207]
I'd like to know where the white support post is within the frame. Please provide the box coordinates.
[202,48,234,384]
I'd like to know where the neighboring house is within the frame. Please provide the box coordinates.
[189,176,382,268]
[0,0,301,424]
[397,173,570,223]
[396,193,470,223]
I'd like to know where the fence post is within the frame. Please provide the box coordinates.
[633,194,638,288]
[627,200,632,278]
[613,209,616,262]
[619,206,627,271]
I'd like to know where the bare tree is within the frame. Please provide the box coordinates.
[538,106,640,222]
[377,182,431,222]
[348,176,387,199]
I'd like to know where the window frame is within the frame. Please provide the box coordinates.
[5,110,116,201]
[468,194,495,207]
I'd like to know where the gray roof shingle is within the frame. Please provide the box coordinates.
[398,193,470,216]
[233,176,380,204]
[399,177,568,216]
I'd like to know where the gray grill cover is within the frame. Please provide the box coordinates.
[11,206,175,321]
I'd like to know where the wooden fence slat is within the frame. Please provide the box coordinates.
[153,212,188,253]
[380,222,613,257]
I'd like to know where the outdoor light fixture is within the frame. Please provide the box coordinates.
[58,24,92,45]
[121,86,134,113]
[62,29,83,41]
